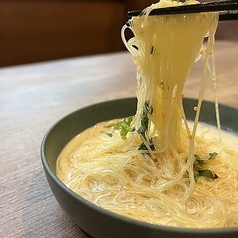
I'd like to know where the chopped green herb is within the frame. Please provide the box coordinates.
[137,101,155,151]
[193,152,218,181]
[137,101,152,136]
[137,114,148,137]
[105,132,113,137]
[113,116,135,140]
[208,152,218,160]
[138,140,155,151]
[197,169,218,179]
[151,45,155,55]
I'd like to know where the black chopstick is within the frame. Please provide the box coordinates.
[127,0,238,21]
[219,10,238,21]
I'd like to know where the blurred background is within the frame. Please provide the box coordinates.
[0,0,237,67]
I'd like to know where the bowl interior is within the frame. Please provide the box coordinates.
[41,97,238,238]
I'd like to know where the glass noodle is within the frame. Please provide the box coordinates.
[57,0,238,228]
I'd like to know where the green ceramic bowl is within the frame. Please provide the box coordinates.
[41,97,238,238]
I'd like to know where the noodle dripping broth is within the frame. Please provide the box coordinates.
[56,0,238,228]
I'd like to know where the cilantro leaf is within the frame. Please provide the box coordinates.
[113,116,135,140]
[197,169,218,180]
[208,152,218,160]
[193,152,218,181]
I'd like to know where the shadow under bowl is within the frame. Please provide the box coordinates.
[41,97,238,238]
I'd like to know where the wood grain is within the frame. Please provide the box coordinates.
[0,41,238,237]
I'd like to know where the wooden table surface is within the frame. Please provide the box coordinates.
[0,40,238,238]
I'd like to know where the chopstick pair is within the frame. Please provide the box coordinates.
[127,0,238,21]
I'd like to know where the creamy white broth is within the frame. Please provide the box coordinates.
[56,119,238,228]
[58,120,238,162]
[57,120,118,184]
[196,123,238,148]
[58,120,238,158]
